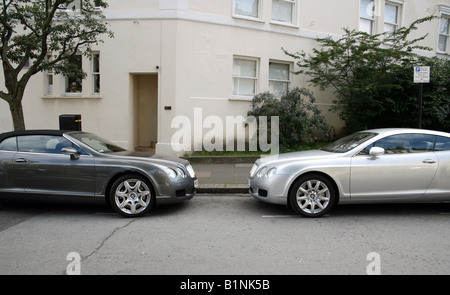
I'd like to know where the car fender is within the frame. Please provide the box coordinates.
[277,158,351,203]
[94,159,166,197]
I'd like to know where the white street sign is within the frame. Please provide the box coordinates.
[414,66,430,83]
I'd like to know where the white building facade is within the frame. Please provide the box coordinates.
[0,0,449,156]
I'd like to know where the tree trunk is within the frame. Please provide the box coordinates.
[9,100,26,131]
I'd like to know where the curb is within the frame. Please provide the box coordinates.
[186,156,255,194]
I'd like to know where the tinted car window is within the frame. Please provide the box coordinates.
[70,132,126,153]
[321,132,378,153]
[360,134,435,155]
[0,137,18,151]
[17,135,79,154]
[435,136,450,151]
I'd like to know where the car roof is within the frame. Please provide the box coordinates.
[363,128,450,137]
[0,130,75,142]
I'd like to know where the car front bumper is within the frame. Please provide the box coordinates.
[156,178,198,204]
[248,174,291,205]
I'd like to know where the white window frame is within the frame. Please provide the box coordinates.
[359,0,376,34]
[271,0,298,26]
[269,61,291,97]
[232,56,259,99]
[57,1,103,14]
[45,54,54,96]
[438,6,450,54]
[58,0,81,12]
[91,52,100,95]
[94,0,103,10]
[384,1,403,33]
[233,0,262,22]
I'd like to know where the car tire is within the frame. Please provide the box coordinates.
[109,174,155,217]
[289,174,336,217]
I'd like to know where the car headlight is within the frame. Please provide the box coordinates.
[186,164,196,178]
[249,163,258,178]
[166,168,178,178]
[257,167,267,178]
[166,167,187,179]
[267,167,277,178]
[176,167,186,178]
[256,166,277,178]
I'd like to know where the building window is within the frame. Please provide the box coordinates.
[64,55,83,94]
[360,0,375,34]
[233,57,258,97]
[384,2,401,33]
[233,0,260,20]
[59,0,80,12]
[269,62,290,97]
[92,53,100,94]
[272,0,296,25]
[438,15,450,53]
[58,1,102,13]
[94,0,102,9]
[46,55,53,96]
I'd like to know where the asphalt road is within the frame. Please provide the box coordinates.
[0,194,449,275]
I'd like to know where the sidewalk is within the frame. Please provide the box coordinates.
[189,158,255,194]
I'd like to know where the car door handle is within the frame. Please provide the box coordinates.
[423,159,436,164]
[14,158,28,163]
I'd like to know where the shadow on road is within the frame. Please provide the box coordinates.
[1,195,449,226]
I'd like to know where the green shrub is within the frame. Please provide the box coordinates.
[248,88,330,151]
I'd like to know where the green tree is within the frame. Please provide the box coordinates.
[0,0,113,130]
[422,57,450,131]
[283,16,440,134]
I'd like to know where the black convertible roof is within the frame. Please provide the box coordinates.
[0,130,78,142]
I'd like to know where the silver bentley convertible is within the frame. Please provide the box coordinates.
[0,130,197,217]
[248,128,450,217]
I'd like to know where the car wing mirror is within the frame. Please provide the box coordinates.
[61,147,80,160]
[369,147,385,159]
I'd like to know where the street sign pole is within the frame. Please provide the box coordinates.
[414,66,430,129]
[418,83,423,129]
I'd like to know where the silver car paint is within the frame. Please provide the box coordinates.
[249,128,450,205]
[250,150,351,205]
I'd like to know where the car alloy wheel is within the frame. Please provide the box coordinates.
[110,175,154,217]
[289,174,336,217]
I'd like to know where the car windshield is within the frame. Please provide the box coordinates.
[70,132,126,153]
[321,132,378,153]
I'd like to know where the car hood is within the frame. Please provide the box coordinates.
[106,151,190,166]
[257,149,340,166]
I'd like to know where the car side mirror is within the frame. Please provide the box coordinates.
[61,147,80,160]
[369,147,385,159]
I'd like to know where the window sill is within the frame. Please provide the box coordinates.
[232,14,265,24]
[270,20,299,29]
[436,51,449,56]
[230,95,254,102]
[42,95,102,99]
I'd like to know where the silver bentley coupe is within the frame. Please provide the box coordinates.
[248,128,450,217]
[0,130,197,217]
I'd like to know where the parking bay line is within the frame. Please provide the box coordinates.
[262,215,298,218]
